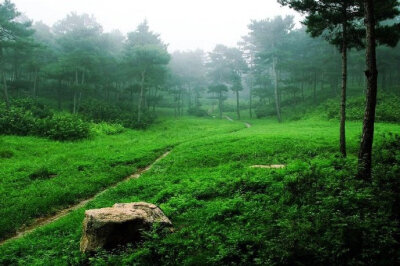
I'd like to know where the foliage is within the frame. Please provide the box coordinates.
[187,106,209,117]
[0,102,90,141]
[13,98,53,119]
[79,100,122,123]
[40,113,90,141]
[79,100,156,130]
[322,94,400,122]
[1,119,400,265]
[254,104,275,118]
[92,122,125,136]
[0,118,242,241]
[121,112,157,130]
[0,106,36,135]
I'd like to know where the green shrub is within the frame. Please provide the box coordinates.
[322,94,400,122]
[13,98,53,119]
[0,107,36,135]
[79,100,156,129]
[187,106,209,117]
[92,123,126,135]
[79,100,122,123]
[0,98,91,141]
[121,112,156,130]
[41,114,91,141]
[254,105,275,118]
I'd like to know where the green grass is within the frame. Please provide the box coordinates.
[0,117,243,241]
[0,117,399,265]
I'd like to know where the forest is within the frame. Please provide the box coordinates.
[1,0,400,265]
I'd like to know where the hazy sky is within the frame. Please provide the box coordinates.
[9,0,301,52]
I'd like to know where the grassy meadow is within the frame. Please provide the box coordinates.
[1,116,399,265]
[0,118,243,241]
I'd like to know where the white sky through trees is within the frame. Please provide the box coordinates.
[8,0,300,52]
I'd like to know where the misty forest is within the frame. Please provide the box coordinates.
[1,0,400,265]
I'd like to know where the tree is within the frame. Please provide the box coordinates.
[224,47,247,120]
[169,50,207,113]
[53,12,104,114]
[0,0,33,108]
[358,0,400,180]
[125,21,170,122]
[246,16,295,123]
[208,84,228,119]
[278,0,365,156]
[232,73,243,119]
[208,45,247,119]
[279,0,400,164]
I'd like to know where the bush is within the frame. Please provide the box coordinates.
[41,114,91,141]
[0,103,90,141]
[92,123,126,135]
[79,100,122,123]
[187,106,209,117]
[254,105,275,118]
[13,98,53,119]
[121,112,156,130]
[322,94,400,122]
[0,107,36,135]
[79,100,156,129]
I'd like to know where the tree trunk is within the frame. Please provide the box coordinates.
[138,70,145,123]
[272,57,282,122]
[249,86,253,119]
[219,91,223,119]
[153,87,158,112]
[2,73,10,109]
[236,90,240,120]
[57,79,62,110]
[313,71,317,104]
[301,74,304,102]
[76,71,85,114]
[73,92,77,114]
[73,69,78,114]
[178,90,182,116]
[358,0,378,180]
[76,92,82,114]
[340,20,348,158]
[33,70,38,97]
[174,93,177,118]
[188,84,192,108]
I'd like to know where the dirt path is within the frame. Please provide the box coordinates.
[0,150,171,246]
[224,115,234,122]
[224,115,252,128]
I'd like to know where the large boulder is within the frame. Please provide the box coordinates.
[80,202,172,253]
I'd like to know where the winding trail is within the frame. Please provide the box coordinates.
[224,115,252,128]
[0,150,171,246]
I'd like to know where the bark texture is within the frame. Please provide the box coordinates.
[340,19,348,158]
[358,0,378,180]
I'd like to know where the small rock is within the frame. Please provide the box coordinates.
[80,202,172,253]
[250,164,286,169]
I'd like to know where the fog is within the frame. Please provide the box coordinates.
[2,0,400,263]
[9,0,300,52]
